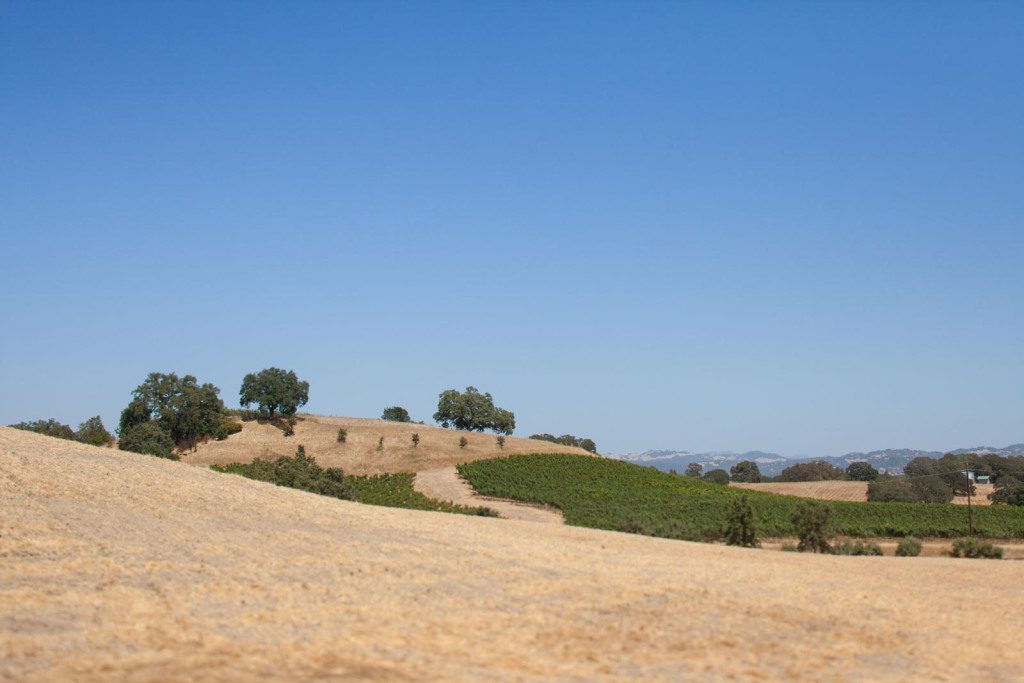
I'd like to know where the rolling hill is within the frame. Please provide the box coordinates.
[183,413,593,475]
[3,427,1024,681]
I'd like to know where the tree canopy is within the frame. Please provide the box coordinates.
[119,372,225,450]
[239,368,309,418]
[776,460,845,482]
[381,406,411,422]
[9,419,77,441]
[433,387,515,435]
[730,460,762,483]
[845,461,879,481]
[529,433,598,453]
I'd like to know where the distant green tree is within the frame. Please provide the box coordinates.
[76,416,114,446]
[412,433,420,447]
[730,460,762,483]
[433,387,515,434]
[119,421,177,459]
[382,406,411,422]
[989,477,1024,505]
[724,495,759,547]
[119,372,225,449]
[867,479,917,503]
[578,438,597,454]
[529,432,597,453]
[777,460,845,482]
[791,500,834,553]
[239,368,309,418]
[685,463,703,478]
[846,461,879,481]
[702,469,730,485]
[10,419,77,441]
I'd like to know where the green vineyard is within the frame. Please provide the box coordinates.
[458,454,1024,539]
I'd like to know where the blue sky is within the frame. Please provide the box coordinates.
[1,1,1021,456]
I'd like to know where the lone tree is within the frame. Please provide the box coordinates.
[76,416,114,447]
[119,372,226,450]
[730,460,762,483]
[433,386,515,435]
[724,495,759,547]
[791,500,834,553]
[239,368,309,418]
[703,469,730,485]
[411,433,420,447]
[685,463,703,478]
[382,406,411,422]
[846,461,879,481]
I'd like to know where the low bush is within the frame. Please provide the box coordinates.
[895,537,923,557]
[212,418,243,441]
[411,433,420,447]
[377,436,384,451]
[496,436,505,449]
[119,421,177,459]
[833,540,883,556]
[337,428,347,443]
[10,419,77,441]
[950,538,1003,559]
[459,436,468,449]
[212,445,352,499]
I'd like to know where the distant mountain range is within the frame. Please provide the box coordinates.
[612,444,1024,477]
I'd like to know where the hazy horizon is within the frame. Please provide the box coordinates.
[2,2,1022,455]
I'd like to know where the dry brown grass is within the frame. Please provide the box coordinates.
[732,480,870,501]
[182,413,592,475]
[4,427,1024,681]
[733,481,997,506]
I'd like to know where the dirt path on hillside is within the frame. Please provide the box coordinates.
[414,466,565,524]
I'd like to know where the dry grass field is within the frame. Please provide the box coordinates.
[3,427,1024,681]
[183,413,593,475]
[733,481,997,506]
[732,480,870,501]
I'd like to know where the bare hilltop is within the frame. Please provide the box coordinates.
[3,427,1023,681]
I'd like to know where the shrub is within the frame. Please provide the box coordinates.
[382,406,411,422]
[703,469,730,485]
[791,500,834,553]
[337,428,347,443]
[685,463,703,478]
[780,542,798,552]
[895,537,923,557]
[213,445,353,499]
[950,538,1003,559]
[119,422,177,459]
[283,415,296,437]
[459,436,468,449]
[412,433,420,447]
[75,416,114,446]
[239,368,309,418]
[496,436,505,449]
[730,460,762,483]
[212,418,243,441]
[377,436,384,451]
[724,495,759,547]
[10,419,77,441]
[833,540,883,556]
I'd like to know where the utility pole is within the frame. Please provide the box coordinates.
[965,465,974,537]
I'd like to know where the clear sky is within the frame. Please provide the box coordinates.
[1,1,1021,456]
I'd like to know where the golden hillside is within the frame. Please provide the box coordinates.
[182,413,593,475]
[3,427,1024,681]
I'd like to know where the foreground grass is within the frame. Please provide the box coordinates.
[458,454,1024,539]
[212,461,495,516]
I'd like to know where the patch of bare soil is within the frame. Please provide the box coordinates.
[3,428,1023,681]
[413,466,564,524]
